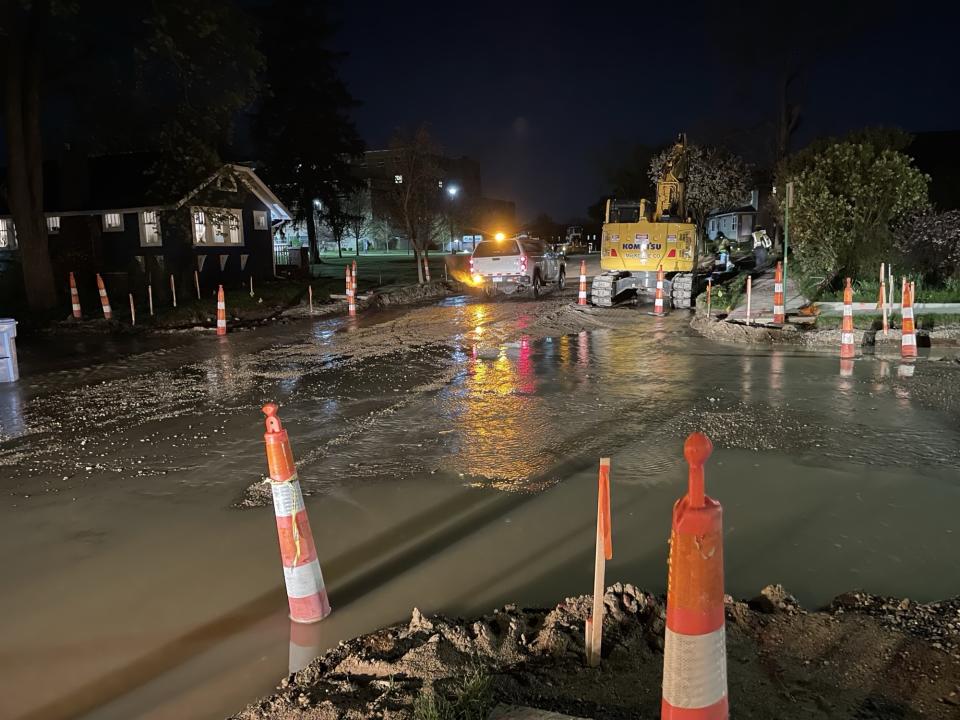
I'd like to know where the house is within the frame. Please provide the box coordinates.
[0,152,291,304]
[705,190,759,247]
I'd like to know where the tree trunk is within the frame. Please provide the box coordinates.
[306,210,319,263]
[336,233,342,258]
[4,0,58,313]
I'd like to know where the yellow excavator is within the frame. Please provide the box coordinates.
[591,134,704,308]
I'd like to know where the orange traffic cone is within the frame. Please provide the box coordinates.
[422,253,431,283]
[840,277,855,359]
[578,259,588,306]
[216,285,227,336]
[662,433,727,720]
[901,278,916,358]
[95,273,112,320]
[262,403,332,624]
[652,266,666,316]
[585,457,612,667]
[346,265,356,317]
[69,272,82,319]
[773,261,785,324]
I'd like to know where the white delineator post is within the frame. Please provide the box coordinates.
[148,284,154,316]
[128,293,136,326]
[745,275,752,323]
[586,457,612,667]
[250,276,255,297]
[262,403,332,624]
[170,274,178,308]
[194,270,201,300]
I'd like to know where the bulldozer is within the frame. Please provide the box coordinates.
[591,134,704,308]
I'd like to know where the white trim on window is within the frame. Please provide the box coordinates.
[103,212,124,232]
[253,210,268,230]
[47,216,60,234]
[192,207,243,246]
[0,219,16,249]
[139,210,161,247]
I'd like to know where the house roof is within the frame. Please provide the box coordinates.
[707,205,758,218]
[0,153,291,220]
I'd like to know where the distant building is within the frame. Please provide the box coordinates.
[0,151,291,304]
[705,190,759,247]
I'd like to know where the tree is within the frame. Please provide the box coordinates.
[779,141,929,286]
[346,184,372,255]
[384,126,443,283]
[894,210,960,285]
[252,0,364,263]
[648,143,752,232]
[0,0,262,312]
[319,197,352,259]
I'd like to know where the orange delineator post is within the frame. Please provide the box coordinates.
[773,262,785,324]
[653,266,666,316]
[586,457,612,667]
[662,432,728,719]
[578,260,588,306]
[901,279,917,358]
[69,272,82,319]
[216,285,227,336]
[95,273,112,320]
[346,265,356,317]
[840,277,855,359]
[262,403,331,624]
[422,253,431,283]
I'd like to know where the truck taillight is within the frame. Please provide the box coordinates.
[469,257,474,272]
[520,254,527,273]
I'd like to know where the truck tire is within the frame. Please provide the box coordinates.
[532,272,542,299]
[670,273,696,309]
[557,267,566,291]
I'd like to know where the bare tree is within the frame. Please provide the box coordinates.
[346,183,372,256]
[384,125,443,283]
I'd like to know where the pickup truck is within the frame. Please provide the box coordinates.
[469,236,566,298]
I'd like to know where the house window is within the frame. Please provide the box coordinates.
[47,216,60,234]
[731,216,738,231]
[0,219,16,249]
[438,180,443,189]
[394,174,403,184]
[140,211,161,246]
[103,212,124,232]
[253,210,268,230]
[193,207,243,246]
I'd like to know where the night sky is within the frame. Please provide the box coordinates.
[336,1,960,222]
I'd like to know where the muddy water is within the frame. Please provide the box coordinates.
[1,292,959,720]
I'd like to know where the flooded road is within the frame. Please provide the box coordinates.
[1,288,959,719]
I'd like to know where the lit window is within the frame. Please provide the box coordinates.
[47,216,60,234]
[438,180,443,189]
[0,219,16,248]
[394,174,403,184]
[103,213,124,231]
[193,208,207,244]
[253,210,268,230]
[140,211,161,246]
[193,207,242,246]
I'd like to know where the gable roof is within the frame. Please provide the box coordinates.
[175,164,291,220]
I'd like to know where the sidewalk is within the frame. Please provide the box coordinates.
[725,266,808,321]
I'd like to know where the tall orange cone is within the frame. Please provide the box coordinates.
[262,404,331,624]
[69,272,82,319]
[216,284,227,336]
[840,277,855,359]
[901,278,917,358]
[578,259,588,305]
[95,273,112,320]
[422,253,431,283]
[662,433,727,720]
[585,457,612,667]
[773,261,785,324]
[652,266,666,316]
[346,265,356,317]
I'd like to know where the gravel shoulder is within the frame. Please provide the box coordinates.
[231,583,960,720]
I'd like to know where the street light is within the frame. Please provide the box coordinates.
[446,185,459,197]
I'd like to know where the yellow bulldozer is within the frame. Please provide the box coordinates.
[591,134,705,308]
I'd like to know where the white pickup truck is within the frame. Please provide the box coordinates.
[469,236,566,298]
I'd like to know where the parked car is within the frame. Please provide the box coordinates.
[469,236,566,298]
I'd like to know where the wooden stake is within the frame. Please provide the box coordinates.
[148,284,154,316]
[129,293,136,326]
[745,276,752,323]
[588,458,612,667]
[249,275,254,297]
[706,278,712,318]
[308,285,314,314]
[170,274,177,308]
[194,270,201,300]
[880,263,888,336]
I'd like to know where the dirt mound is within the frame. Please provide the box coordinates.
[230,583,960,720]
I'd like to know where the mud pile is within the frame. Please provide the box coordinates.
[231,583,960,720]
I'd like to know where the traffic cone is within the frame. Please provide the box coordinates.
[840,277,855,359]
[662,432,727,719]
[422,253,431,283]
[216,284,227,336]
[95,273,112,320]
[346,265,356,317]
[578,260,588,306]
[352,260,358,297]
[901,278,917,359]
[773,262,785,324]
[69,272,82,319]
[262,403,332,624]
[652,266,666,316]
